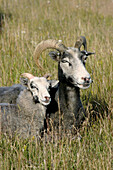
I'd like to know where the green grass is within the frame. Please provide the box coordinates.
[0,0,113,169]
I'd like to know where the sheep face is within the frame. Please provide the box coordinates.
[28,77,51,105]
[33,37,95,90]
[49,48,92,89]
[20,76,51,106]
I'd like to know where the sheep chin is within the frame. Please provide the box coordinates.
[40,98,51,106]
[77,83,90,89]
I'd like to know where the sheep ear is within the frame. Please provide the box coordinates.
[49,51,60,61]
[20,77,28,86]
[44,74,52,79]
[86,52,95,56]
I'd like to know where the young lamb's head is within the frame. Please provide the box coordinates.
[20,73,58,106]
[33,36,95,89]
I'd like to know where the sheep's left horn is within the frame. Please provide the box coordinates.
[33,39,68,68]
[74,36,87,51]
[21,73,34,79]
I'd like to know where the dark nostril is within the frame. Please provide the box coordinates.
[81,77,90,83]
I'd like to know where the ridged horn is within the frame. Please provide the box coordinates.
[33,39,68,67]
[21,73,34,79]
[74,36,87,51]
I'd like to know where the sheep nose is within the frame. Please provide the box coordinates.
[45,96,51,101]
[81,77,91,84]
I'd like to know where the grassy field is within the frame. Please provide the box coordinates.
[0,0,113,169]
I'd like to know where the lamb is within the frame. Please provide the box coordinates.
[0,73,59,138]
[33,36,95,132]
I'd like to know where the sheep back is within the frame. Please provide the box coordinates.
[16,89,46,138]
[0,90,46,138]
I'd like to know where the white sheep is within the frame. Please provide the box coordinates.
[0,73,59,138]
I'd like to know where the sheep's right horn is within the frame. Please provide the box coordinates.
[21,73,34,79]
[33,39,68,68]
[74,36,87,51]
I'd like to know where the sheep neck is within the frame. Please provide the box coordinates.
[58,81,85,129]
[59,82,82,114]
[58,64,85,129]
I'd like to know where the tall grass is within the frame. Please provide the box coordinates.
[0,0,113,169]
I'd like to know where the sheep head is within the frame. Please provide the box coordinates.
[20,73,58,106]
[34,36,95,89]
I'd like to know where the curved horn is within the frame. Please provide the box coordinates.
[21,73,34,79]
[74,36,87,51]
[33,39,68,67]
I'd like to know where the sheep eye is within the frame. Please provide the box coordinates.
[62,60,72,66]
[62,60,68,63]
[31,85,35,89]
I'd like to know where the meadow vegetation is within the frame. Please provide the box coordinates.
[0,0,113,169]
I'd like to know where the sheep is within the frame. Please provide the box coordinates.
[0,73,59,138]
[33,36,95,132]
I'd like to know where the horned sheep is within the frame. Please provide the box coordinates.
[33,36,95,132]
[0,73,59,138]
